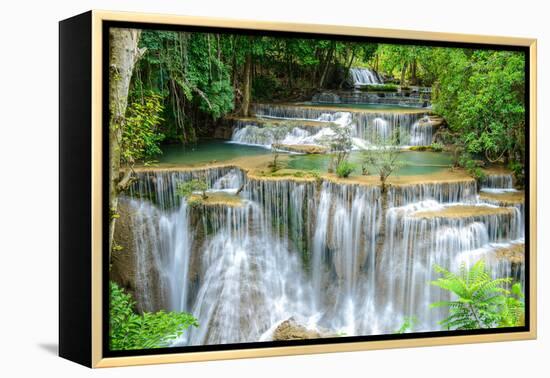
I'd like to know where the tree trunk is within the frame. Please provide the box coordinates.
[230,36,239,87]
[410,59,417,85]
[319,43,334,88]
[400,62,408,86]
[287,56,293,88]
[108,28,144,261]
[241,52,252,117]
[375,185,389,261]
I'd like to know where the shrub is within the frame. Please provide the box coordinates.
[409,146,428,152]
[176,179,208,200]
[110,281,198,350]
[336,161,355,178]
[509,161,524,188]
[460,156,486,181]
[360,84,398,92]
[409,143,444,152]
[361,132,402,191]
[430,142,444,152]
[430,260,524,330]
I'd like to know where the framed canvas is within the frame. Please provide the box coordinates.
[59,10,537,368]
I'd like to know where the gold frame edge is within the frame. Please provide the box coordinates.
[89,9,538,368]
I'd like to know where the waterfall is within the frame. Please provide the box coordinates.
[231,125,315,148]
[311,90,431,107]
[252,103,345,121]
[129,167,245,209]
[245,178,318,252]
[123,198,192,313]
[118,166,525,344]
[233,104,433,148]
[387,180,478,207]
[481,173,514,190]
[180,201,315,345]
[379,200,524,331]
[348,67,383,86]
[353,112,432,146]
[310,182,381,334]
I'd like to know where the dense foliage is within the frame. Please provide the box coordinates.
[120,30,526,180]
[110,282,198,350]
[129,31,378,145]
[373,45,526,180]
[121,91,165,166]
[433,50,525,180]
[430,260,524,330]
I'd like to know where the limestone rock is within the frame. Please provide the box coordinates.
[272,318,336,341]
[272,143,328,154]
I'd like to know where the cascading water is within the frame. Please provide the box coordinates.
[348,67,383,86]
[179,201,316,345]
[481,173,514,192]
[379,200,524,331]
[118,166,525,345]
[129,166,245,209]
[232,104,433,149]
[387,180,478,207]
[353,112,433,146]
[310,182,381,335]
[122,198,192,313]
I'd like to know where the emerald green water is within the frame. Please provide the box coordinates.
[157,139,452,176]
[158,139,271,165]
[287,151,452,176]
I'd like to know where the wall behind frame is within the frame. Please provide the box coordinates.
[1,0,547,377]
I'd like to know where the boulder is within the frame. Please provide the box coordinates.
[428,115,446,129]
[272,317,336,341]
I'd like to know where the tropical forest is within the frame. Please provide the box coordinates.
[107,27,526,350]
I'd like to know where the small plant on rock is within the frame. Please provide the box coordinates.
[336,160,355,178]
[176,178,209,200]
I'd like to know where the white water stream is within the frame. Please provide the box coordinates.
[121,168,524,345]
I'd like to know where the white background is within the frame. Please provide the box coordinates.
[0,0,547,376]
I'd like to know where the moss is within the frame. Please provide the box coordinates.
[409,146,429,152]
[253,169,320,181]
[409,143,444,152]
[358,84,399,92]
